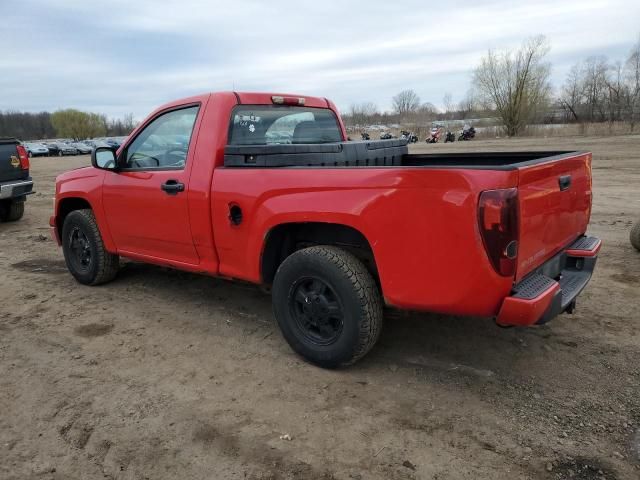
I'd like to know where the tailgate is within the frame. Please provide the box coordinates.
[516,152,592,281]
[0,139,26,182]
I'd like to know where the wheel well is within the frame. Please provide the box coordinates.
[56,197,92,235]
[261,222,379,285]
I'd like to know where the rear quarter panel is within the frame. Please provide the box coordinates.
[212,166,519,317]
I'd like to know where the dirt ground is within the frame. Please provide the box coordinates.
[1,135,639,480]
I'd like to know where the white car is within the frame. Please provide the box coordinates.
[24,142,49,157]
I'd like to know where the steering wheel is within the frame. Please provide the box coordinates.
[164,147,188,166]
[130,152,160,168]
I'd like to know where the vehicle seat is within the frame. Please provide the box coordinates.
[292,121,318,144]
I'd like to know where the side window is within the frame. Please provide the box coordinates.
[124,106,199,170]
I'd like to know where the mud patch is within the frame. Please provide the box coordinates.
[74,323,114,338]
[609,273,639,285]
[192,423,240,456]
[550,457,616,480]
[60,418,94,449]
[11,258,67,274]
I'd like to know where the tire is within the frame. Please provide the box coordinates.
[0,200,24,222]
[631,220,640,251]
[28,151,32,158]
[272,245,383,368]
[62,209,119,285]
[58,150,63,157]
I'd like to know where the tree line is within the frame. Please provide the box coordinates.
[0,109,137,141]
[345,34,640,136]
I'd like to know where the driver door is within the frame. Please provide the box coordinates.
[102,104,200,265]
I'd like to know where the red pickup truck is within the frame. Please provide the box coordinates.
[50,92,601,368]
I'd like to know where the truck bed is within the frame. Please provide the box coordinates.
[223,140,577,170]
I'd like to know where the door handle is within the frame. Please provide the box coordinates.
[558,175,572,191]
[161,180,185,195]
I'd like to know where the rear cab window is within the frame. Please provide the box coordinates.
[228,106,342,145]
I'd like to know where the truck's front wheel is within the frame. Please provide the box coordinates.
[62,209,119,285]
[272,246,383,368]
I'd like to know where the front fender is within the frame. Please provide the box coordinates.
[53,168,116,253]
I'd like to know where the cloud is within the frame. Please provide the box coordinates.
[0,0,638,118]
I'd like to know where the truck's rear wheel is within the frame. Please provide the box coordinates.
[272,246,383,368]
[62,209,119,285]
[631,220,640,251]
[0,200,24,222]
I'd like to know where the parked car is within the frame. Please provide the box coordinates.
[0,138,34,221]
[70,142,92,154]
[47,142,78,156]
[84,140,109,149]
[104,137,123,149]
[50,91,600,368]
[631,220,640,251]
[24,142,50,157]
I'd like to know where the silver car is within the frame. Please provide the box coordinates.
[24,142,49,157]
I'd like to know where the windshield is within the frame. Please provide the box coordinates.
[228,105,342,145]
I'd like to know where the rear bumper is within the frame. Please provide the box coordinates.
[0,178,34,200]
[496,235,601,327]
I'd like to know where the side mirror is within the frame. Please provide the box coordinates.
[91,147,118,170]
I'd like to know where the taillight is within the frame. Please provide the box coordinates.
[16,145,30,170]
[478,188,519,277]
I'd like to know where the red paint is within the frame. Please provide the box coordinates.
[51,91,598,325]
[496,283,560,327]
[516,153,593,281]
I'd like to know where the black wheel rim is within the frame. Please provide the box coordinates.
[68,227,92,273]
[290,277,344,346]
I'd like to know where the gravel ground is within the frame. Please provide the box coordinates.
[1,135,639,479]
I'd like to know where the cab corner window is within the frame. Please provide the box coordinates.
[124,106,199,170]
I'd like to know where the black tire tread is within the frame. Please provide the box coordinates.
[280,245,383,366]
[631,221,640,251]
[64,209,119,285]
[1,201,24,222]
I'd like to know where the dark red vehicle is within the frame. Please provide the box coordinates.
[50,92,601,367]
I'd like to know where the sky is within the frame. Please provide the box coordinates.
[1,0,639,120]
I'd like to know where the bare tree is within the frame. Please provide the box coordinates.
[458,89,477,119]
[473,35,552,136]
[348,102,379,126]
[560,63,583,122]
[624,37,640,131]
[604,61,625,129]
[392,89,420,116]
[442,92,454,119]
[581,56,609,122]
